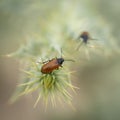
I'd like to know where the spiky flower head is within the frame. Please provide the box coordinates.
[8,0,118,109]
[10,52,76,108]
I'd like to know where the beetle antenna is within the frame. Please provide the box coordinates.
[60,48,63,58]
[64,59,75,62]
[90,38,97,40]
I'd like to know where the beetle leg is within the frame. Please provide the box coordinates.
[36,58,49,64]
[42,59,53,64]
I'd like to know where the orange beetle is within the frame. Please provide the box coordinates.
[41,58,64,74]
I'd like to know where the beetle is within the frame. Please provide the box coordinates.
[76,31,96,50]
[40,55,75,74]
[41,57,64,74]
[40,48,75,74]
[78,31,91,43]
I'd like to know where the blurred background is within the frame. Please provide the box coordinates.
[0,0,120,120]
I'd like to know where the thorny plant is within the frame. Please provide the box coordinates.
[10,58,77,107]
[8,1,119,108]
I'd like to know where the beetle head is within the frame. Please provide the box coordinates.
[80,33,89,43]
[57,58,64,65]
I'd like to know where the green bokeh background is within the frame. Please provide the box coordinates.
[0,0,120,120]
